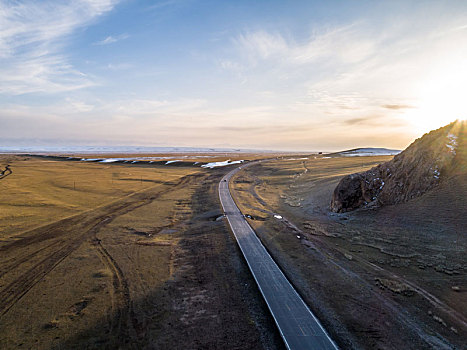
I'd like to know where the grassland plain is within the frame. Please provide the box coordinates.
[0,155,283,349]
[231,156,466,349]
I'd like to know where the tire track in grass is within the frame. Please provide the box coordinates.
[92,237,133,344]
[0,240,62,279]
[0,173,206,318]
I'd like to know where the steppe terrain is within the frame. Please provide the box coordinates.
[231,155,466,349]
[0,154,283,349]
[1,150,465,349]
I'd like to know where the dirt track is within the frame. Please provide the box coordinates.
[0,174,201,317]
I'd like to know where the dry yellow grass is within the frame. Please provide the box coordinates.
[0,154,281,349]
[0,155,198,239]
[0,155,203,348]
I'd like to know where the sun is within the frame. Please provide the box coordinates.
[405,61,466,133]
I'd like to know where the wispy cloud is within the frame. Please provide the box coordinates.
[343,117,373,126]
[0,53,95,94]
[223,16,467,138]
[106,63,133,70]
[0,0,118,95]
[219,60,243,71]
[233,25,375,66]
[146,0,187,11]
[234,31,288,61]
[381,104,415,110]
[94,33,128,45]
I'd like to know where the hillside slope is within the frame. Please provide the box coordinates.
[331,121,466,212]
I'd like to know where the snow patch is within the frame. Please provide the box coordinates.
[100,158,122,163]
[433,166,441,179]
[201,160,244,168]
[446,133,458,154]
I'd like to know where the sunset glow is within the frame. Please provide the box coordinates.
[1,1,466,151]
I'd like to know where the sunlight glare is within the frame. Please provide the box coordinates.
[406,60,466,133]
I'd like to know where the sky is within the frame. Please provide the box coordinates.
[1,0,467,152]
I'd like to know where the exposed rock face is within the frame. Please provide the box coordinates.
[331,121,465,212]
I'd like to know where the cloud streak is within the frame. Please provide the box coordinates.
[232,25,376,67]
[0,0,118,94]
[94,33,129,45]
[381,104,415,110]
[222,14,467,137]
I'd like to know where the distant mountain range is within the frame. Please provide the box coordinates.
[0,145,277,154]
[330,147,401,157]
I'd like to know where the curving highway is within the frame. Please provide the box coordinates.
[219,163,338,350]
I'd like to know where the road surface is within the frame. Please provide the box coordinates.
[219,163,338,350]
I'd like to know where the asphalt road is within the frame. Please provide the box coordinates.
[219,163,338,350]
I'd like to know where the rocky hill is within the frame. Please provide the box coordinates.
[331,121,466,212]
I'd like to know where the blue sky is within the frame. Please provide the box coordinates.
[1,0,466,151]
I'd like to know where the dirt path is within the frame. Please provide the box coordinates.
[0,173,204,317]
[92,237,133,343]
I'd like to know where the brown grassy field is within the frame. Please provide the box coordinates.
[0,154,283,349]
[2,152,464,349]
[0,155,196,238]
[231,155,466,349]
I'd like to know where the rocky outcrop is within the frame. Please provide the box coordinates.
[331,121,465,212]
